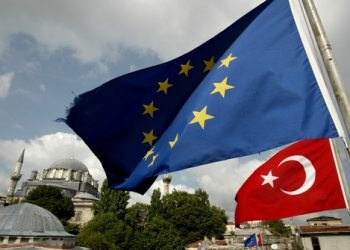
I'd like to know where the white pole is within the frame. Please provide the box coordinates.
[301,0,350,137]
[301,0,350,216]
[330,139,350,214]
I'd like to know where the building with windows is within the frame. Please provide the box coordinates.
[298,216,350,250]
[69,192,99,225]
[15,157,99,199]
[4,150,100,225]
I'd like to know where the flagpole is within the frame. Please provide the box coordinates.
[301,0,350,215]
[301,0,350,137]
[330,139,350,214]
[258,227,264,250]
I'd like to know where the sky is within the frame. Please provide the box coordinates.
[0,0,349,225]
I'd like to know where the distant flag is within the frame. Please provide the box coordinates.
[235,139,348,226]
[244,232,262,248]
[63,0,341,193]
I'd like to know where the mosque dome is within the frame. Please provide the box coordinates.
[0,203,73,237]
[49,158,89,172]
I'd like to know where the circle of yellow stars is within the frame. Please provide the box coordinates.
[141,52,238,167]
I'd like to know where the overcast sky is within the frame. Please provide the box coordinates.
[0,0,349,224]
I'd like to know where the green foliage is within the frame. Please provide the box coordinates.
[130,216,182,250]
[262,220,291,236]
[63,221,80,235]
[24,185,74,221]
[79,184,227,249]
[93,179,130,219]
[161,189,227,245]
[77,213,132,250]
[149,188,163,218]
[125,202,150,230]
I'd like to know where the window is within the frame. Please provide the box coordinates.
[311,237,320,250]
[8,237,17,243]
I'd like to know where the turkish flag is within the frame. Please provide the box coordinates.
[235,139,347,225]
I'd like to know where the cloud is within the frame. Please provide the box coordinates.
[0,131,261,215]
[39,84,46,92]
[0,132,196,206]
[0,132,105,192]
[0,72,14,99]
[1,132,349,224]
[0,0,263,63]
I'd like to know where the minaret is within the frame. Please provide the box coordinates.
[162,174,172,196]
[7,149,25,201]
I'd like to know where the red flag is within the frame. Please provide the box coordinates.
[257,232,262,246]
[235,139,347,225]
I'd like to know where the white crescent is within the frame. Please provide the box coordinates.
[278,155,316,196]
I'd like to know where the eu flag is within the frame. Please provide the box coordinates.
[244,233,258,247]
[64,0,339,193]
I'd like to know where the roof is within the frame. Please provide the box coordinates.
[307,216,342,222]
[73,192,99,201]
[17,148,25,163]
[0,203,74,237]
[299,225,350,235]
[185,239,203,248]
[49,158,89,172]
[232,228,272,236]
[185,239,230,249]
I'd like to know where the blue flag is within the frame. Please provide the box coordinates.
[64,0,338,193]
[244,233,258,247]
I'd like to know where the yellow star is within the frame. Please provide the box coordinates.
[179,60,194,77]
[148,154,159,167]
[157,78,173,94]
[219,53,237,68]
[169,134,179,148]
[189,106,215,129]
[143,147,155,160]
[143,101,159,118]
[210,77,234,98]
[203,56,215,72]
[142,130,157,146]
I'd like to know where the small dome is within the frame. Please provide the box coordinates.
[73,192,99,201]
[49,158,88,172]
[0,203,73,237]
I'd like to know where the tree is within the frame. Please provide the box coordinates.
[63,222,80,235]
[24,185,74,221]
[162,189,228,245]
[130,216,183,250]
[77,213,132,250]
[262,220,291,236]
[149,188,163,218]
[93,179,130,220]
[125,202,150,230]
[206,206,229,238]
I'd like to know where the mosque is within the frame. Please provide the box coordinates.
[0,149,173,249]
[2,149,100,226]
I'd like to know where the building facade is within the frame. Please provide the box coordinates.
[3,150,100,226]
[298,216,350,250]
[69,192,99,225]
[15,158,99,199]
